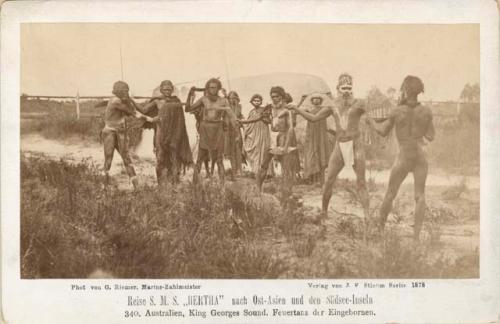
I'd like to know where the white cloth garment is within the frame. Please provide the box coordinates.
[338,140,355,167]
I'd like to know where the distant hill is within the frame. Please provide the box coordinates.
[153,72,332,117]
[228,72,332,113]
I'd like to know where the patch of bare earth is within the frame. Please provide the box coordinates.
[21,134,479,278]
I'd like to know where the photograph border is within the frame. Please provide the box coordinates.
[2,1,499,323]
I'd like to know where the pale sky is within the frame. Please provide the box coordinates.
[21,23,479,101]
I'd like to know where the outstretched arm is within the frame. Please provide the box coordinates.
[424,114,435,142]
[115,97,154,122]
[239,114,264,125]
[366,115,395,137]
[284,111,294,151]
[129,98,155,122]
[288,105,331,122]
[132,103,155,122]
[139,100,158,115]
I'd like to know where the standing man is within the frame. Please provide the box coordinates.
[288,73,370,220]
[102,81,153,189]
[140,80,193,184]
[185,78,231,182]
[256,86,298,195]
[366,75,435,240]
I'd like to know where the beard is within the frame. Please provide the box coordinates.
[341,91,353,101]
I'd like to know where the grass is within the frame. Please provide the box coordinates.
[314,225,479,279]
[22,111,104,141]
[284,197,478,279]
[20,101,480,279]
[21,103,142,146]
[21,155,479,279]
[21,155,287,278]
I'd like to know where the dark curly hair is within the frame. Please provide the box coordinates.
[227,91,240,101]
[270,86,286,99]
[205,78,222,91]
[250,94,263,103]
[401,75,424,95]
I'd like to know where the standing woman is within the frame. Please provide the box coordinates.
[225,91,244,179]
[301,93,332,184]
[240,94,272,177]
[283,93,302,179]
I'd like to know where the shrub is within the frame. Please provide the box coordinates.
[21,155,286,278]
[427,122,479,174]
[21,100,144,146]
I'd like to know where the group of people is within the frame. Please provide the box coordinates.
[102,73,435,240]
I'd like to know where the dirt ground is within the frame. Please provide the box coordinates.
[21,133,480,278]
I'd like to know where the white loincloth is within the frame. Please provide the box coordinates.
[338,140,355,167]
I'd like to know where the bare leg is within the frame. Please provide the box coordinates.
[194,149,209,184]
[169,150,179,184]
[280,156,294,199]
[155,146,167,185]
[353,146,370,220]
[353,150,370,241]
[204,158,210,178]
[322,146,344,216]
[211,157,216,177]
[215,150,225,182]
[116,131,137,189]
[379,156,409,230]
[210,152,217,175]
[256,150,273,192]
[319,166,325,186]
[412,155,428,241]
[102,129,116,185]
[229,156,236,181]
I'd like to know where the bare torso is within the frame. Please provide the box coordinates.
[271,104,290,133]
[201,96,228,121]
[104,96,135,129]
[331,97,365,142]
[390,103,435,158]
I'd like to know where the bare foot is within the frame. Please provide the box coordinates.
[314,211,328,224]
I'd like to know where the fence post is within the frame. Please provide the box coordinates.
[76,91,80,119]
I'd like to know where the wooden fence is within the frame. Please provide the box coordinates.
[21,94,153,119]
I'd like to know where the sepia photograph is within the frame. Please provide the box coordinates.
[19,23,481,280]
[3,1,499,323]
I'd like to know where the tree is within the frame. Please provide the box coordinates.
[460,83,480,103]
[367,86,391,109]
[471,83,480,103]
[366,86,392,119]
[460,83,468,102]
[386,87,396,99]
